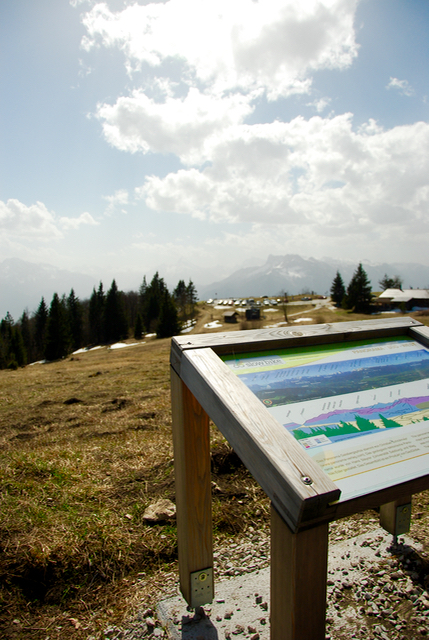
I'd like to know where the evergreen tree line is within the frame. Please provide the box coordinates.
[330,263,372,312]
[330,263,403,313]
[0,273,198,369]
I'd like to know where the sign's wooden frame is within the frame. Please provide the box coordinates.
[170,317,429,639]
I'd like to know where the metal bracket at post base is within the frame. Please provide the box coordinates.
[189,567,214,608]
[380,499,412,538]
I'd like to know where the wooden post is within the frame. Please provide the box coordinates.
[270,504,328,640]
[171,367,214,607]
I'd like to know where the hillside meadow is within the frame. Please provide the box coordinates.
[1,303,429,638]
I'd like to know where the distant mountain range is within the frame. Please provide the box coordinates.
[0,258,97,319]
[197,254,429,300]
[2,254,429,320]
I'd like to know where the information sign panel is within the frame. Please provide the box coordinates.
[222,335,429,502]
[171,318,429,637]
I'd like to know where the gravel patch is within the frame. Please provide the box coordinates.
[101,526,429,640]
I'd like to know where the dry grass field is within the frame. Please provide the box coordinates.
[1,304,429,638]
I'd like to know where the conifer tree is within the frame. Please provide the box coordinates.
[186,279,198,320]
[143,272,167,333]
[345,264,372,313]
[378,274,403,291]
[330,271,346,307]
[173,279,187,321]
[67,289,83,351]
[34,298,48,359]
[0,313,15,368]
[10,325,26,367]
[0,330,6,369]
[104,280,128,343]
[45,293,71,361]
[157,290,181,338]
[355,414,377,432]
[20,310,34,363]
[379,414,401,429]
[89,282,105,344]
[134,313,144,339]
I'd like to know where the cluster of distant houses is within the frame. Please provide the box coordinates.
[374,289,429,312]
[218,289,429,322]
[372,289,429,311]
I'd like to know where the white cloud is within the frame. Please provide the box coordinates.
[386,77,414,97]
[0,199,63,239]
[97,89,255,164]
[137,115,429,234]
[78,1,429,265]
[82,0,358,99]
[0,199,99,241]
[60,212,99,229]
[306,97,331,112]
[103,189,129,215]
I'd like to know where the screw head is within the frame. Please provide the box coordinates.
[302,476,313,485]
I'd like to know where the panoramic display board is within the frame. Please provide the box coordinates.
[222,336,429,502]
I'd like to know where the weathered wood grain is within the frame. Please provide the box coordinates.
[271,504,328,640]
[170,368,214,604]
[409,324,429,348]
[171,318,422,371]
[180,347,340,531]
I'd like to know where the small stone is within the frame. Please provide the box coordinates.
[145,617,155,628]
[255,595,262,604]
[260,618,266,625]
[250,635,260,640]
[224,611,233,620]
[232,625,244,635]
[142,499,176,522]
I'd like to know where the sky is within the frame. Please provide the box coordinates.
[1,0,429,292]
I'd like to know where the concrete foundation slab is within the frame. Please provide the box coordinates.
[157,528,419,640]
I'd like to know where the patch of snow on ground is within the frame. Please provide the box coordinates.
[110,342,141,350]
[145,333,156,338]
[89,345,104,351]
[181,320,196,334]
[294,317,313,322]
[29,360,47,366]
[204,321,223,329]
